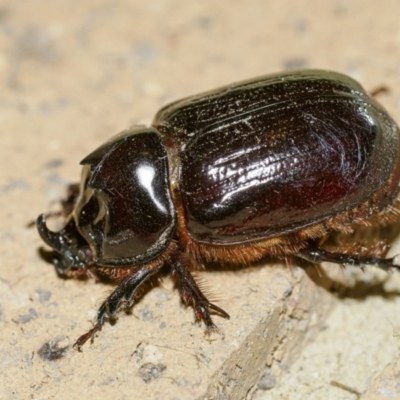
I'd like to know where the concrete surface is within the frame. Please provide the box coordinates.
[1,1,400,399]
[256,269,400,400]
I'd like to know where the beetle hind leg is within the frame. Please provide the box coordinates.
[73,265,161,350]
[297,246,400,273]
[172,259,230,333]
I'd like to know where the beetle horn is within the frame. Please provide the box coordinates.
[36,214,66,253]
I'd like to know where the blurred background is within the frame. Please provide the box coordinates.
[1,1,400,399]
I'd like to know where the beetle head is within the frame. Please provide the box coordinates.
[37,127,176,272]
[36,214,93,276]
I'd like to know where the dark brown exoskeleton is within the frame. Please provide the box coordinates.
[37,70,400,349]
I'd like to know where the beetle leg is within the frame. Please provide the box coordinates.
[172,259,230,333]
[73,265,160,350]
[60,183,80,216]
[297,247,400,273]
[28,183,80,228]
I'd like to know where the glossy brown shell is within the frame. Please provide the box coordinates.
[154,70,400,245]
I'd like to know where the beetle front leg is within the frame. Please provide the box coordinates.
[172,259,230,333]
[60,183,80,216]
[29,183,81,228]
[297,247,400,273]
[73,265,160,350]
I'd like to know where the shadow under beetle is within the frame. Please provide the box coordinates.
[36,70,400,349]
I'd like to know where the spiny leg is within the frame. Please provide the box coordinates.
[60,183,80,216]
[73,265,161,350]
[44,183,80,221]
[297,247,400,272]
[28,183,80,228]
[172,259,230,333]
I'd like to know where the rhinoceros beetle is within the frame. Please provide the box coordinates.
[37,70,400,349]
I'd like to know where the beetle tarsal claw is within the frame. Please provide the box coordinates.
[73,325,101,351]
[204,324,221,339]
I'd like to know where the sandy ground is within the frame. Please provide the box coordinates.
[1,1,400,399]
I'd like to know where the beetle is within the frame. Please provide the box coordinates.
[36,70,400,349]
